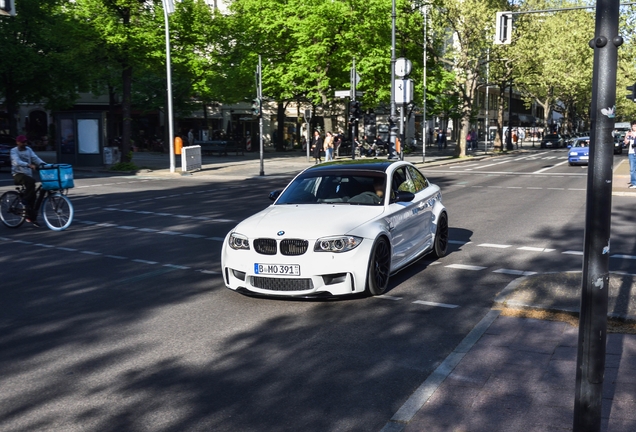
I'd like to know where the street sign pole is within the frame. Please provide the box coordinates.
[258,55,264,176]
[351,58,357,159]
[573,1,621,431]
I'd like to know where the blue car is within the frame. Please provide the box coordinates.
[568,137,590,166]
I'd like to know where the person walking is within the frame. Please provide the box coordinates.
[311,130,323,164]
[437,131,446,151]
[324,131,334,161]
[624,121,636,188]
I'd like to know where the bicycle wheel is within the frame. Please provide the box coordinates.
[0,191,26,228]
[42,193,73,231]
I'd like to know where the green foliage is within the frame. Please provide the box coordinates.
[109,161,138,171]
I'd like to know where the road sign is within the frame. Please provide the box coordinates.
[335,90,350,98]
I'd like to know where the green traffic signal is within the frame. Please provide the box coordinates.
[251,98,261,117]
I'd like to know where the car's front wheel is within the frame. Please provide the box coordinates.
[432,212,449,259]
[366,237,391,296]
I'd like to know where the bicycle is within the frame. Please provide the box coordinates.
[0,164,74,231]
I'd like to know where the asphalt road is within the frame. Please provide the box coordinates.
[1,149,635,432]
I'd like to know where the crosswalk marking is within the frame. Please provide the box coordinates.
[446,264,487,271]
[413,300,459,309]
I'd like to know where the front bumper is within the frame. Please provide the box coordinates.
[221,237,375,297]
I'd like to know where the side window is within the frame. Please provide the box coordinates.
[392,167,408,192]
[407,166,429,192]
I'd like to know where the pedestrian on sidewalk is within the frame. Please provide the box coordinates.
[437,131,446,151]
[624,121,636,188]
[311,130,323,164]
[324,131,334,161]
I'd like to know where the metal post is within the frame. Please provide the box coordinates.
[485,49,490,155]
[258,55,264,176]
[573,1,621,431]
[162,0,175,173]
[351,57,357,160]
[422,5,427,163]
[389,0,397,159]
[506,81,513,150]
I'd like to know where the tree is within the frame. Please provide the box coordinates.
[0,0,94,136]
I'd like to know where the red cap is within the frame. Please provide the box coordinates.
[16,135,28,143]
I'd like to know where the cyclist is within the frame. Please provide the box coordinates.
[10,135,45,226]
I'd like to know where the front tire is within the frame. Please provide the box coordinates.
[366,237,391,296]
[0,191,26,228]
[42,193,73,231]
[432,212,449,259]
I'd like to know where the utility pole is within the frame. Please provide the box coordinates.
[257,55,264,176]
[350,57,357,159]
[389,0,397,159]
[573,1,621,430]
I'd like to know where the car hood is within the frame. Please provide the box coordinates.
[232,204,386,239]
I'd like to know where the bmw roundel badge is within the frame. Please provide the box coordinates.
[277,231,285,236]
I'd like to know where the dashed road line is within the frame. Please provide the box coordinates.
[563,250,584,255]
[446,264,487,271]
[493,269,537,276]
[518,246,556,253]
[478,243,511,249]
[413,300,459,309]
[377,295,403,301]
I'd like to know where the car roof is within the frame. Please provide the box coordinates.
[303,159,400,174]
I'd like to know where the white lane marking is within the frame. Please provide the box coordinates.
[568,188,586,191]
[198,270,221,275]
[493,269,538,276]
[157,231,182,235]
[183,234,206,239]
[446,264,487,271]
[611,254,636,260]
[563,250,584,255]
[413,300,459,309]
[133,259,158,265]
[527,187,543,190]
[377,295,403,301]
[164,264,190,270]
[478,243,511,249]
[35,243,55,248]
[507,187,523,189]
[57,247,77,252]
[207,237,225,241]
[106,255,127,260]
[547,188,565,190]
[517,246,556,253]
[117,226,138,230]
[137,228,159,233]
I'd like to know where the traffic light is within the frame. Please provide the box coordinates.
[251,98,262,117]
[627,84,636,102]
[495,12,512,45]
[349,101,361,121]
[0,0,15,16]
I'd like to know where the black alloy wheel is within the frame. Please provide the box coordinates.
[367,237,391,296]
[432,212,449,259]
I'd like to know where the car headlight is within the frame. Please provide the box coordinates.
[228,233,250,250]
[314,236,363,253]
[569,152,577,156]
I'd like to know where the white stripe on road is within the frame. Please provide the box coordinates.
[533,160,570,174]
[493,269,538,276]
[563,250,584,255]
[517,246,556,253]
[413,300,459,309]
[448,240,471,245]
[611,254,636,260]
[446,264,487,271]
[377,295,403,301]
[478,243,511,249]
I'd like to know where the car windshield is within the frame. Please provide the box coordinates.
[276,172,386,206]
[574,139,589,147]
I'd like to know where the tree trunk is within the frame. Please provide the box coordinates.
[276,102,285,151]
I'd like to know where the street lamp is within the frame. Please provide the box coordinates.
[161,0,175,173]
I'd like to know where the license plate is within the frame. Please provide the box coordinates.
[580,156,589,160]
[254,263,300,276]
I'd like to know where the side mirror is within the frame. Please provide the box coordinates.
[269,190,281,201]
[567,145,572,149]
[391,190,415,203]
